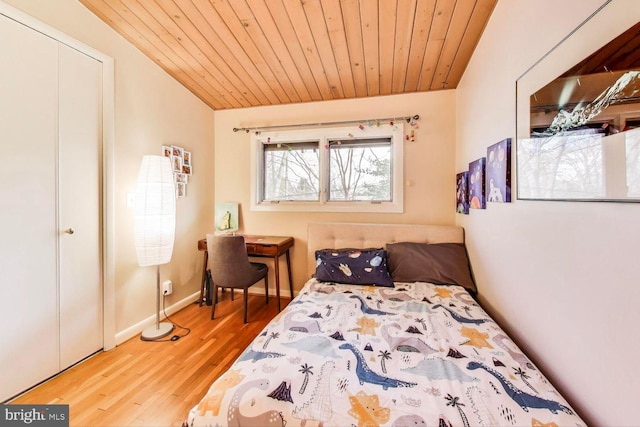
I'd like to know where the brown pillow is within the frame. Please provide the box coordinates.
[386,242,476,294]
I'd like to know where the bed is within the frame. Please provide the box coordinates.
[185,222,585,427]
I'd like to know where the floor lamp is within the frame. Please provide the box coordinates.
[134,155,176,341]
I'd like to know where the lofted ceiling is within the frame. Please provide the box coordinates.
[79,0,497,110]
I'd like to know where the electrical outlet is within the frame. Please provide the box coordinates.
[162,280,173,295]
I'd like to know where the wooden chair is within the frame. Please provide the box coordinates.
[206,234,269,323]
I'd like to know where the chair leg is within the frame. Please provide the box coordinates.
[243,287,249,323]
[211,282,218,320]
[231,288,234,301]
[264,274,269,305]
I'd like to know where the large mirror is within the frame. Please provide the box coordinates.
[516,2,640,201]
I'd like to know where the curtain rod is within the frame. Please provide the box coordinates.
[232,114,419,133]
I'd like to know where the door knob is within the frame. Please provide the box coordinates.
[64,228,75,235]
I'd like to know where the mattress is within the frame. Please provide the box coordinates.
[184,278,585,427]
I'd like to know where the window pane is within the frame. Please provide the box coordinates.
[263,142,320,201]
[329,139,392,201]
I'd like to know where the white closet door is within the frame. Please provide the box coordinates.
[58,43,103,369]
[0,15,59,401]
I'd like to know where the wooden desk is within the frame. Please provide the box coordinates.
[198,235,294,311]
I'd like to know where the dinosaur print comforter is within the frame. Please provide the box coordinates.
[185,279,585,427]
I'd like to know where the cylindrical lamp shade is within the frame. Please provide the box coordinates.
[134,155,176,267]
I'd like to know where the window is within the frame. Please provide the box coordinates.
[263,141,319,201]
[328,138,392,201]
[251,125,403,212]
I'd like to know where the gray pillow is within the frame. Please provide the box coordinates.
[386,242,476,294]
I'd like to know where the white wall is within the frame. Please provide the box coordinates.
[214,90,456,294]
[457,1,640,425]
[2,0,215,340]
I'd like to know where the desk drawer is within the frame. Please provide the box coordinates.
[247,243,277,256]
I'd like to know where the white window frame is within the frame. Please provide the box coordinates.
[250,124,404,213]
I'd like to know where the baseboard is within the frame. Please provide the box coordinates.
[114,287,294,346]
[114,291,200,345]
[246,287,293,299]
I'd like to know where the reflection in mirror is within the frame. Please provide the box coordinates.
[517,17,640,201]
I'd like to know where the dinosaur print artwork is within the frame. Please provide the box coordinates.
[226,379,285,426]
[460,326,493,349]
[185,278,585,427]
[282,336,341,358]
[348,391,390,427]
[236,348,284,363]
[433,287,453,299]
[492,334,536,370]
[402,358,478,382]
[532,418,559,427]
[339,343,417,390]
[380,323,438,355]
[350,316,381,336]
[350,295,392,315]
[392,414,427,426]
[282,309,322,333]
[467,362,574,415]
[432,304,487,325]
[196,369,245,416]
[292,361,336,425]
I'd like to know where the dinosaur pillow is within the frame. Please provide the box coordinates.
[314,248,394,287]
[386,242,476,294]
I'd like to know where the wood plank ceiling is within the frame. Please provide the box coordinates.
[79,0,497,110]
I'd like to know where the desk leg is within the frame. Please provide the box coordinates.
[285,250,293,301]
[199,250,208,306]
[274,255,281,311]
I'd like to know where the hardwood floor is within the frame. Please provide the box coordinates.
[11,292,289,427]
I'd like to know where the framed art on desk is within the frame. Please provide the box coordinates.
[215,202,239,233]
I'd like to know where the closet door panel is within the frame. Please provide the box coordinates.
[58,43,103,369]
[0,15,59,401]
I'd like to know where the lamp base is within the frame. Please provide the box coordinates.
[141,321,174,341]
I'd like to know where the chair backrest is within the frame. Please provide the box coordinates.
[206,234,257,288]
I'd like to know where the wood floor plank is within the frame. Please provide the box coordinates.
[11,294,289,427]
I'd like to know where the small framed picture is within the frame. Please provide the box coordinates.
[486,138,511,203]
[172,145,184,158]
[176,182,186,198]
[456,171,469,214]
[172,155,183,173]
[183,151,191,166]
[182,164,192,175]
[469,157,487,209]
[175,173,188,184]
[215,202,239,233]
[162,145,172,158]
